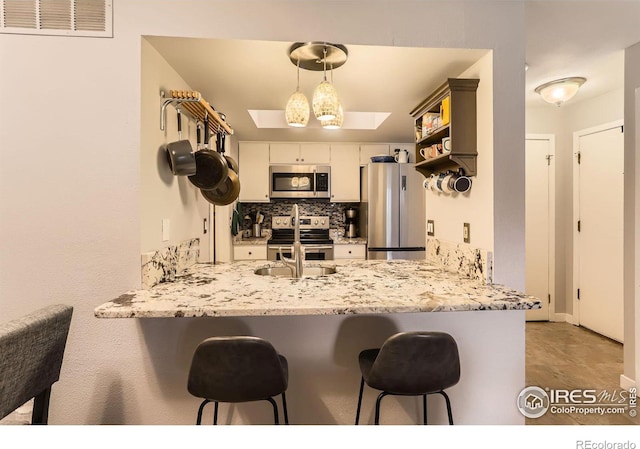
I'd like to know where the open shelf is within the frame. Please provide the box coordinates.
[410,78,479,177]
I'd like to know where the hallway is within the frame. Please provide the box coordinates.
[526,322,638,425]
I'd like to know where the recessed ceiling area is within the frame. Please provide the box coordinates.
[145,36,488,143]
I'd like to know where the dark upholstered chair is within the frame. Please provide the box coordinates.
[0,304,73,425]
[355,331,460,425]
[187,336,289,424]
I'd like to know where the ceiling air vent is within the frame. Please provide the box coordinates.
[0,0,112,37]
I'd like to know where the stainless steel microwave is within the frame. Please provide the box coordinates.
[269,165,331,199]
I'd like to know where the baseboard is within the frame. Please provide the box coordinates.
[550,313,577,324]
[620,375,636,391]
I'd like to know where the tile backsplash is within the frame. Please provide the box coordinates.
[239,201,359,231]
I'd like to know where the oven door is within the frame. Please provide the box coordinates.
[267,245,334,261]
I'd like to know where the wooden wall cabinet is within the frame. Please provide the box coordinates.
[410,78,479,177]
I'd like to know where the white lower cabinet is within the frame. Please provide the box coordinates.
[334,244,367,260]
[233,245,267,260]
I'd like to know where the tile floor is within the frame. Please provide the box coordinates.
[526,321,638,425]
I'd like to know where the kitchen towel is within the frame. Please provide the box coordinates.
[231,202,241,236]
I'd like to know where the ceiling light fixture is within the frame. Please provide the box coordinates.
[535,77,586,106]
[286,42,348,128]
[285,59,310,127]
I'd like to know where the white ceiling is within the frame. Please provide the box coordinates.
[147,36,487,143]
[147,1,640,143]
[525,1,640,108]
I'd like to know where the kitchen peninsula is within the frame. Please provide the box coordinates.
[95,260,539,318]
[95,258,538,425]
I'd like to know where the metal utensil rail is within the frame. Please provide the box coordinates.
[160,89,234,136]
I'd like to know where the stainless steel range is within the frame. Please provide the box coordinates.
[267,215,334,261]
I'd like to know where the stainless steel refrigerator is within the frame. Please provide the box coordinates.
[360,163,426,260]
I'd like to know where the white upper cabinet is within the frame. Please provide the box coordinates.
[238,142,270,202]
[359,144,390,165]
[300,143,331,164]
[270,143,330,164]
[330,144,360,202]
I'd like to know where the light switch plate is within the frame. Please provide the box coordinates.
[427,220,435,236]
[463,223,470,243]
[162,218,170,242]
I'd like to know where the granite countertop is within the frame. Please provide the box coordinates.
[95,260,540,319]
[233,237,269,245]
[332,235,367,245]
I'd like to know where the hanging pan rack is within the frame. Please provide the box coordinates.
[160,90,234,136]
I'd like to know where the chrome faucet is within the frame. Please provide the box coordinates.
[279,204,304,278]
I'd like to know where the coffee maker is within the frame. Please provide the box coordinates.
[345,207,358,238]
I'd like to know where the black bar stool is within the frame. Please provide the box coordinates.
[355,331,460,425]
[187,336,289,424]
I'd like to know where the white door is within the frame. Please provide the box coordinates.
[576,124,624,342]
[525,136,553,321]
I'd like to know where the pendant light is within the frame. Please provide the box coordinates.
[285,59,310,127]
[321,104,343,129]
[312,47,340,121]
[286,42,348,127]
[321,67,343,129]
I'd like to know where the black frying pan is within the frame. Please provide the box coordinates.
[216,131,239,173]
[188,116,228,190]
[201,168,241,206]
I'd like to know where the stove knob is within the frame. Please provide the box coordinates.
[276,219,281,225]
[283,219,288,226]
[314,220,318,225]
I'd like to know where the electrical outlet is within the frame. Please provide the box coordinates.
[427,220,435,236]
[463,223,470,243]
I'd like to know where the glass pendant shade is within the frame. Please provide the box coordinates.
[312,80,340,121]
[535,77,586,106]
[321,104,343,129]
[285,89,310,127]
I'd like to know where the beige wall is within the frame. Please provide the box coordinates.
[140,38,211,260]
[625,41,640,385]
[426,51,494,252]
[0,0,526,424]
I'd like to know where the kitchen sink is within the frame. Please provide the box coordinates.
[254,266,337,278]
